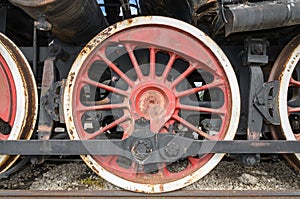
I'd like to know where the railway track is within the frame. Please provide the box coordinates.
[0,190,300,199]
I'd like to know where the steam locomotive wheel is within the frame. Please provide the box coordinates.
[269,34,300,171]
[0,33,38,173]
[64,16,240,193]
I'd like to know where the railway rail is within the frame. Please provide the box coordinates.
[0,190,300,199]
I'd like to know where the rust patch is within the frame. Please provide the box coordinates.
[38,125,52,133]
[159,184,164,192]
[68,128,74,137]
[100,26,114,37]
[127,18,133,24]
[86,43,94,51]
[81,49,87,56]
[68,72,75,89]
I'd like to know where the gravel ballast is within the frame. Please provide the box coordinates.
[0,157,299,191]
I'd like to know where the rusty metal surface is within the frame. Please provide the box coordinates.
[224,0,300,36]
[9,0,108,45]
[0,190,300,198]
[38,57,56,140]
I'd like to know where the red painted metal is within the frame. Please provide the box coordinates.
[129,81,176,132]
[70,25,233,184]
[0,53,16,137]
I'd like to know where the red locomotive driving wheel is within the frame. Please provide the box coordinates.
[64,16,240,193]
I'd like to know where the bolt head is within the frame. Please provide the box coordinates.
[165,142,180,157]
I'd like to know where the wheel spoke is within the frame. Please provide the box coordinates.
[77,103,126,112]
[128,162,139,177]
[97,51,135,87]
[290,77,300,87]
[188,157,199,166]
[149,47,156,78]
[177,103,225,115]
[161,163,171,178]
[288,106,300,113]
[120,121,132,139]
[86,116,127,140]
[82,77,129,96]
[171,64,196,88]
[175,79,223,98]
[0,133,9,140]
[172,114,215,140]
[161,53,177,82]
[123,43,144,81]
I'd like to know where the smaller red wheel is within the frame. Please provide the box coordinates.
[0,33,38,173]
[269,33,300,171]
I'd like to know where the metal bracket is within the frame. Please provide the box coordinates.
[240,37,270,165]
[41,81,62,122]
[34,16,52,31]
[247,66,264,140]
[254,81,280,125]
[243,37,269,66]
[38,57,57,140]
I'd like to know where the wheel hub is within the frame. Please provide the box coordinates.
[136,89,166,119]
[131,139,153,161]
[129,82,176,132]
